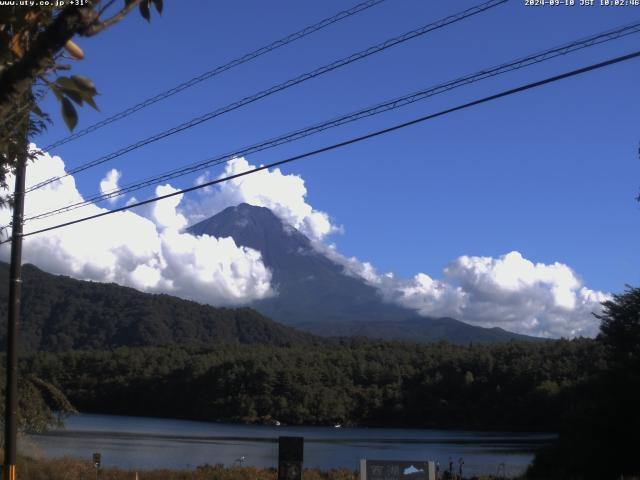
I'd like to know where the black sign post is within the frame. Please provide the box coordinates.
[93,452,101,480]
[278,436,303,480]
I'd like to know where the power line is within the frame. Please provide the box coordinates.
[2,1,386,147]
[18,20,640,224]
[23,0,507,195]
[39,0,388,151]
[3,48,638,245]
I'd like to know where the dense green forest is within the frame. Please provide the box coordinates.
[526,286,640,479]
[22,338,602,432]
[0,261,637,477]
[0,263,321,351]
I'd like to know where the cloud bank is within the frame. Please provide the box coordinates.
[328,248,608,338]
[0,152,608,338]
[0,149,273,306]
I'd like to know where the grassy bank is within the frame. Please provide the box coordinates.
[11,457,357,480]
[7,456,511,480]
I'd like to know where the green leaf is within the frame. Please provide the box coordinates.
[83,93,100,111]
[64,89,84,107]
[61,97,78,131]
[152,0,163,14]
[71,75,97,94]
[56,76,80,92]
[139,0,151,21]
[50,84,63,101]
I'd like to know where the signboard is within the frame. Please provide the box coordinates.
[360,459,435,480]
[278,436,303,480]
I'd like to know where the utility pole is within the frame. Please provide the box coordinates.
[3,131,27,480]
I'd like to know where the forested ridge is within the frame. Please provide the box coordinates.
[0,261,539,350]
[23,338,602,432]
[0,263,321,350]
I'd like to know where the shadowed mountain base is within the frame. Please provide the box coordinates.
[188,203,542,344]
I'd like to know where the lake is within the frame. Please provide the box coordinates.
[25,414,554,478]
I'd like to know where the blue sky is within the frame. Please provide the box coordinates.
[24,0,640,308]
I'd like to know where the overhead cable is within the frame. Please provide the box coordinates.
[39,0,389,151]
[20,20,640,224]
[23,0,508,195]
[2,48,637,244]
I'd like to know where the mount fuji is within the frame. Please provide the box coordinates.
[187,203,540,344]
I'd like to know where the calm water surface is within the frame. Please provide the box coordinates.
[26,414,554,478]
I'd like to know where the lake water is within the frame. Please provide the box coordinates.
[25,414,554,478]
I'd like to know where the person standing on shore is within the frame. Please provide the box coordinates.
[458,458,464,479]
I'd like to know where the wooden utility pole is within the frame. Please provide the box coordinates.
[3,133,27,480]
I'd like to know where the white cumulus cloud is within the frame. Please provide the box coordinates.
[150,184,188,231]
[0,147,273,306]
[439,251,609,338]
[99,168,122,204]
[329,248,608,338]
[183,157,340,241]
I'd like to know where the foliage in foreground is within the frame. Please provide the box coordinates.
[11,457,357,480]
[0,371,75,439]
[527,286,640,479]
[9,456,513,480]
[0,1,160,204]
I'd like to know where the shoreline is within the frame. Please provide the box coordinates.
[24,413,542,478]
[10,456,517,480]
[56,411,558,437]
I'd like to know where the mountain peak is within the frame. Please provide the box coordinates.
[186,204,540,344]
[215,203,283,226]
[186,203,424,325]
[229,202,274,215]
[187,203,311,266]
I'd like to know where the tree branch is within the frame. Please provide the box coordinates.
[0,5,98,122]
[98,0,118,17]
[83,0,143,37]
[0,1,142,122]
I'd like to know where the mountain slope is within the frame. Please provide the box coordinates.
[0,262,320,352]
[188,203,416,326]
[187,203,542,344]
[297,317,541,344]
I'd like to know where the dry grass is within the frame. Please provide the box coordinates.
[6,455,518,479]
[11,456,359,480]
